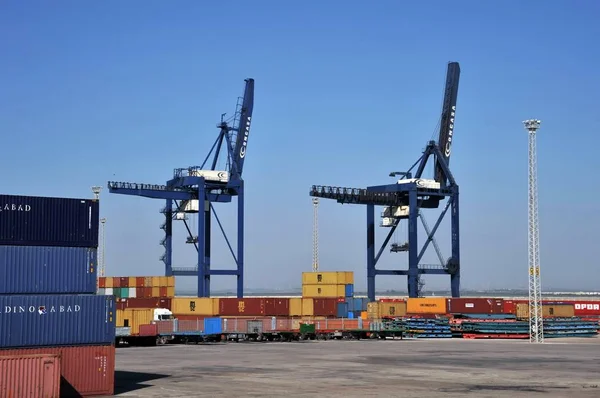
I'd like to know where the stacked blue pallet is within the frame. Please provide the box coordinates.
[0,194,115,349]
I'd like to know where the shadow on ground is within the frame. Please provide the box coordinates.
[113,370,171,395]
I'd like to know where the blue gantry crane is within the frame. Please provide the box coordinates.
[107,78,255,298]
[310,62,461,300]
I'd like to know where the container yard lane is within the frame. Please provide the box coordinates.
[111,338,600,397]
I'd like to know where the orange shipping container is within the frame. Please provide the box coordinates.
[0,353,61,398]
[98,277,106,288]
[406,297,447,314]
[112,277,121,288]
[136,277,145,287]
[104,276,113,288]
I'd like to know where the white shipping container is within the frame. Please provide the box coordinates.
[128,287,137,298]
[104,287,113,296]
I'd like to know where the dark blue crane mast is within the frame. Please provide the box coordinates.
[107,78,255,298]
[310,62,461,300]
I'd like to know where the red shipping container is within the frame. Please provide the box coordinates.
[219,298,265,316]
[313,298,338,316]
[264,298,290,316]
[112,277,121,288]
[379,298,406,303]
[136,287,150,298]
[117,297,172,310]
[0,353,61,398]
[568,301,600,316]
[503,299,527,315]
[0,345,115,397]
[139,324,158,337]
[159,286,168,297]
[119,277,129,288]
[447,298,504,314]
[98,277,106,288]
[136,277,145,287]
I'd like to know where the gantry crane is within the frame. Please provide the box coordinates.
[312,198,319,272]
[310,62,461,300]
[107,78,255,298]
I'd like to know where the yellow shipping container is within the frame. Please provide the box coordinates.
[406,297,448,314]
[302,271,353,285]
[379,302,407,317]
[171,297,219,315]
[105,277,113,288]
[166,276,175,287]
[302,298,314,316]
[151,276,160,287]
[367,302,380,319]
[302,284,345,298]
[116,308,154,335]
[516,303,575,319]
[157,276,167,287]
[128,277,137,287]
[289,298,302,316]
[166,287,175,298]
[151,287,160,297]
[144,277,152,287]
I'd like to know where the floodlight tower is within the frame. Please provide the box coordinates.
[524,119,544,343]
[92,186,102,200]
[312,198,319,272]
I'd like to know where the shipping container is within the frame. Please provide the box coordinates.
[0,246,97,294]
[116,297,172,311]
[302,298,314,316]
[353,297,368,312]
[159,286,168,297]
[302,284,346,298]
[571,301,600,316]
[139,324,158,337]
[151,276,160,287]
[151,287,160,297]
[119,277,129,287]
[219,298,265,316]
[346,297,355,312]
[104,287,113,296]
[116,308,156,335]
[0,353,61,398]
[0,345,115,397]
[0,294,115,348]
[447,298,504,314]
[406,297,447,314]
[172,314,205,321]
[345,284,354,297]
[121,287,130,298]
[171,297,218,315]
[302,271,354,285]
[0,195,99,248]
[98,277,106,288]
[516,303,575,319]
[112,277,121,288]
[264,298,290,316]
[135,277,145,287]
[337,302,348,318]
[313,298,338,316]
[166,286,175,297]
[104,276,113,288]
[289,298,302,316]
[144,277,152,287]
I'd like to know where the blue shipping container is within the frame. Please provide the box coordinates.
[352,298,363,312]
[346,297,355,312]
[0,246,97,294]
[204,317,222,335]
[0,294,115,348]
[336,302,348,318]
[345,284,354,297]
[348,312,355,319]
[0,194,99,248]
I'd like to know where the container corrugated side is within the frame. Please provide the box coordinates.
[171,297,218,315]
[0,246,97,294]
[302,271,353,285]
[0,353,61,398]
[406,297,447,314]
[0,294,115,348]
[116,308,154,335]
[0,194,99,247]
[0,344,115,397]
[219,298,265,316]
[313,298,338,316]
[289,298,302,316]
[116,297,172,311]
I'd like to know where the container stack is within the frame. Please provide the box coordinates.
[301,271,356,317]
[0,194,115,396]
[98,275,175,299]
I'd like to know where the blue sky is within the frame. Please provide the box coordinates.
[1,1,599,293]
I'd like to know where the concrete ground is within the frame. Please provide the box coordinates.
[111,337,600,398]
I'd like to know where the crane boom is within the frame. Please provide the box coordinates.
[231,78,255,179]
[435,62,460,188]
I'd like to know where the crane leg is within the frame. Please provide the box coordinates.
[236,182,244,298]
[367,204,376,302]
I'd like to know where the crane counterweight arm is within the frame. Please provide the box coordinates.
[435,62,460,187]
[232,78,255,179]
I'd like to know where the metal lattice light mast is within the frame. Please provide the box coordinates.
[312,198,319,272]
[523,119,544,343]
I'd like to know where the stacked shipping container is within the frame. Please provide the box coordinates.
[98,275,175,298]
[0,193,115,396]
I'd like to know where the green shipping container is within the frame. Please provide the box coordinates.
[113,288,122,298]
[121,287,129,298]
[300,323,315,334]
